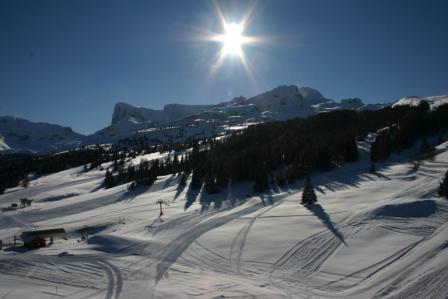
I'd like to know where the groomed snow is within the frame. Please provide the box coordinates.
[1,143,448,298]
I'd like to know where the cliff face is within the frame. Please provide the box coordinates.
[111,102,213,125]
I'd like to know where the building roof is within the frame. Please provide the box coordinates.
[20,228,66,240]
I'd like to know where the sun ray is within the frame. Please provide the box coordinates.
[197,1,268,90]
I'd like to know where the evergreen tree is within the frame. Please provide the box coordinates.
[104,170,115,188]
[190,170,203,189]
[204,174,219,194]
[117,168,126,183]
[20,176,29,189]
[369,163,376,174]
[216,164,230,188]
[315,146,333,171]
[179,172,188,187]
[128,181,136,191]
[301,177,317,205]
[419,138,433,155]
[344,136,359,162]
[0,185,4,195]
[253,163,269,193]
[438,170,448,198]
[417,100,430,113]
[371,130,392,162]
[127,165,136,182]
[286,163,298,184]
[275,173,286,186]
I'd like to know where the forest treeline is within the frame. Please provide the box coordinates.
[1,101,448,197]
[106,101,448,197]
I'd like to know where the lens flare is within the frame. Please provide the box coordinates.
[219,22,244,57]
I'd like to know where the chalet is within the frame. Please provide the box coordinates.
[20,228,66,249]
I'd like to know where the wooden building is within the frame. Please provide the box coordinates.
[20,228,66,249]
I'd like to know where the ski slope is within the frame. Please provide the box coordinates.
[1,141,448,298]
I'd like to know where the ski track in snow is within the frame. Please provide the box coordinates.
[1,144,448,298]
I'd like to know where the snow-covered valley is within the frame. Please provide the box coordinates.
[1,138,447,298]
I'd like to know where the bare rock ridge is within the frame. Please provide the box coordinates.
[111,102,213,125]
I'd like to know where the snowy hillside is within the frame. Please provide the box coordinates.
[392,95,448,109]
[1,139,447,298]
[0,116,84,154]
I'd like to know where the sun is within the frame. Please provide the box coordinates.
[212,21,251,59]
[220,22,245,57]
[200,2,265,81]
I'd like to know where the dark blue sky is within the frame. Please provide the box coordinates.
[1,0,448,134]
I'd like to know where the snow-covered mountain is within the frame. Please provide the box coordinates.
[111,102,213,125]
[243,85,385,120]
[90,85,387,145]
[8,85,446,154]
[392,95,448,109]
[110,86,384,126]
[0,116,84,154]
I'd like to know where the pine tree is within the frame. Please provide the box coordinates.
[419,138,433,155]
[276,173,286,186]
[216,164,230,188]
[179,172,188,187]
[20,176,29,189]
[344,136,359,162]
[104,170,116,188]
[127,165,135,181]
[127,181,136,191]
[204,174,219,194]
[438,170,448,198]
[315,146,333,171]
[253,163,269,193]
[190,170,203,189]
[371,130,392,162]
[286,161,301,184]
[301,177,317,205]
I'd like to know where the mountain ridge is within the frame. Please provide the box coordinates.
[2,85,446,154]
[0,116,85,154]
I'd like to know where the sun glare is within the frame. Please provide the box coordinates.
[221,22,244,57]
[200,1,265,85]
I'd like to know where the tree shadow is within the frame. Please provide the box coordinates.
[90,182,105,193]
[315,186,326,195]
[313,139,425,193]
[197,182,256,213]
[3,245,28,253]
[373,200,437,218]
[305,203,347,246]
[257,192,275,207]
[163,174,177,189]
[116,185,151,203]
[184,186,200,210]
[174,178,187,201]
[374,172,391,180]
